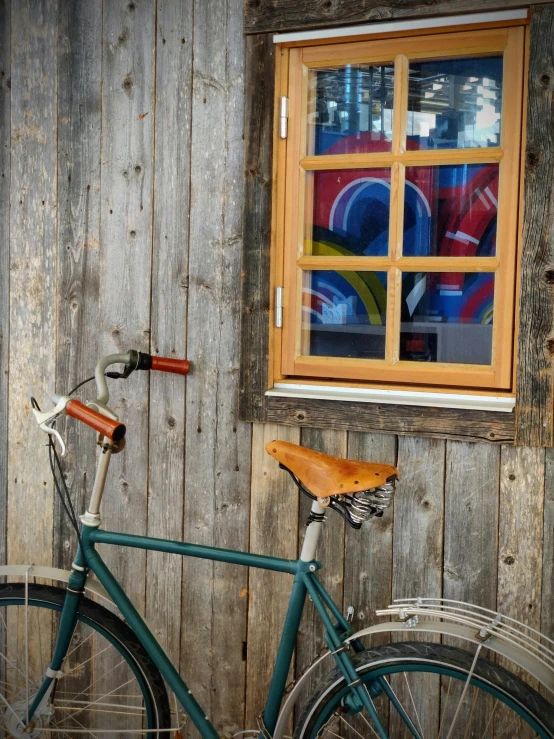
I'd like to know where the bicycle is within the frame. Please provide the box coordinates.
[0,349,552,737]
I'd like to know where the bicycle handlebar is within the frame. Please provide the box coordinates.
[66,400,127,442]
[94,351,190,404]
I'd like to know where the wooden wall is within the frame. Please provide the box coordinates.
[0,1,551,735]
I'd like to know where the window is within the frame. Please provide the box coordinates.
[272,26,525,394]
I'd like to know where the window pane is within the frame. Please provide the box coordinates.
[305,169,391,257]
[400,272,494,364]
[307,65,394,156]
[407,57,503,150]
[302,270,387,359]
[403,163,498,257]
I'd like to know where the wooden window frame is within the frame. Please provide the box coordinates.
[240,6,554,446]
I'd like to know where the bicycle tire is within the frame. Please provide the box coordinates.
[294,641,554,739]
[0,582,171,737]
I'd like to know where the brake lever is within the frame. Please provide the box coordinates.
[31,396,68,457]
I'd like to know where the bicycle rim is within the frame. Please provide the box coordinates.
[295,642,554,739]
[0,583,171,738]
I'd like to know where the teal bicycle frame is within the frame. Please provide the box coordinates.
[25,522,391,739]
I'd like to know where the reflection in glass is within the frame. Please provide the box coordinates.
[308,65,394,156]
[306,169,391,258]
[407,57,503,150]
[302,270,387,359]
[400,272,494,364]
[403,163,498,257]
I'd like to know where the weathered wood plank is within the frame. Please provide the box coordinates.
[543,449,554,642]
[497,446,545,734]
[295,429,347,704]
[246,422,300,729]
[391,436,445,738]
[244,0,550,34]
[443,441,500,608]
[498,446,545,626]
[515,4,554,446]
[8,0,57,568]
[181,0,250,734]
[266,397,514,443]
[98,1,156,729]
[239,33,275,423]
[344,432,396,640]
[441,440,500,734]
[54,0,102,571]
[145,0,192,671]
[0,0,10,571]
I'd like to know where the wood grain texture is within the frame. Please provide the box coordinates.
[239,34,275,423]
[181,0,250,734]
[443,441,500,608]
[244,0,546,34]
[391,436,445,737]
[54,0,102,571]
[246,422,300,728]
[543,449,554,642]
[295,428,347,705]
[8,0,57,567]
[98,0,155,607]
[515,5,554,446]
[498,446,545,624]
[144,0,192,670]
[266,396,514,443]
[344,432,396,641]
[0,0,9,570]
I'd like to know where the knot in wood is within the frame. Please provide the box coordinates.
[539,73,552,90]
[526,150,540,169]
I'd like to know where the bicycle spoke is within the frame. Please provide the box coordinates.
[403,672,426,739]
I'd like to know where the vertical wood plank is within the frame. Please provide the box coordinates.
[239,33,275,422]
[498,446,545,629]
[246,422,300,729]
[181,0,250,734]
[55,0,103,570]
[391,436,445,738]
[295,428,347,702]
[543,449,554,642]
[443,441,500,608]
[0,0,10,570]
[8,0,57,568]
[345,432,397,638]
[442,440,500,734]
[515,4,554,446]
[145,0,192,670]
[98,0,155,606]
[97,1,156,728]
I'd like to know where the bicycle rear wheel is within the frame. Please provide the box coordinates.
[0,582,171,737]
[294,642,554,739]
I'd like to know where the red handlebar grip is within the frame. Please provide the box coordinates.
[151,356,190,375]
[66,400,126,442]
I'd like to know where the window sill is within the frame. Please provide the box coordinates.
[266,383,515,413]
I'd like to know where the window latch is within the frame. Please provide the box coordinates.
[275,286,283,328]
[280,97,288,139]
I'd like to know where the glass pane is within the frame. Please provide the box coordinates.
[403,163,498,257]
[400,272,494,365]
[305,169,391,257]
[307,65,394,156]
[302,270,387,359]
[407,57,503,150]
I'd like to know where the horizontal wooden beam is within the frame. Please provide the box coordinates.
[266,396,514,443]
[244,1,550,36]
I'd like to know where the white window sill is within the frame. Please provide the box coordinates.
[266,383,515,413]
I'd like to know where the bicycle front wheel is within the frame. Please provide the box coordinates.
[0,582,171,737]
[294,642,554,739]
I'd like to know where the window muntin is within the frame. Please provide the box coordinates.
[278,27,524,391]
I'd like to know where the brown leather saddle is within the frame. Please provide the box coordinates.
[265,440,398,499]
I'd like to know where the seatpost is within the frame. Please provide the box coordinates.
[299,499,326,562]
[80,443,113,527]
